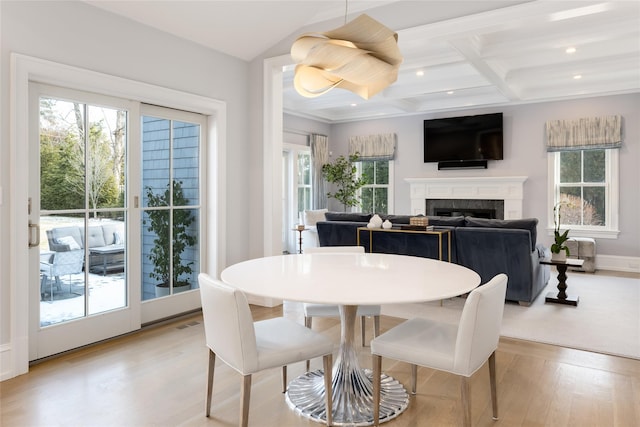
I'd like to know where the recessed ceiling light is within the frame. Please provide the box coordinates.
[447,91,454,95]
[416,70,424,77]
[350,103,357,107]
[566,47,577,54]
[573,74,582,80]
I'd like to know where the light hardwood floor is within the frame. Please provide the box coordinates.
[1,303,639,427]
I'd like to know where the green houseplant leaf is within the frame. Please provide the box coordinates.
[322,153,367,211]
[144,180,196,289]
[551,202,571,256]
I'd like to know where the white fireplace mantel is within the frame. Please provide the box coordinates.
[405,176,528,219]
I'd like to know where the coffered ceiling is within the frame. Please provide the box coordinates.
[86,1,639,123]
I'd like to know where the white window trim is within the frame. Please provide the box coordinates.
[547,150,619,239]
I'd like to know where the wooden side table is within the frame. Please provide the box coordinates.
[540,258,584,306]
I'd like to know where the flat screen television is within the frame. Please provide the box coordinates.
[424,112,503,163]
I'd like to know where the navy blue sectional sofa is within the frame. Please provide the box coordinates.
[316,212,550,305]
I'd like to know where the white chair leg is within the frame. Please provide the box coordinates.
[240,374,252,427]
[461,376,471,427]
[323,354,333,426]
[489,352,498,420]
[206,350,215,417]
[373,354,382,426]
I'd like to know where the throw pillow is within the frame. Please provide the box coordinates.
[114,232,124,245]
[303,209,328,226]
[324,212,372,222]
[380,214,412,224]
[464,217,538,250]
[427,215,466,227]
[56,235,81,250]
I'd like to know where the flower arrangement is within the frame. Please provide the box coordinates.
[550,202,571,258]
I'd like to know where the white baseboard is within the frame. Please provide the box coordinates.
[596,255,640,273]
[1,343,14,381]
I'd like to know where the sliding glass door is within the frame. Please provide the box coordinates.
[29,84,138,360]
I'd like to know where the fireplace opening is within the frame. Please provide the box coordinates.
[426,199,504,220]
[434,208,496,219]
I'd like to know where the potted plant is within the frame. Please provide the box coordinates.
[145,180,197,297]
[550,201,571,261]
[322,153,367,211]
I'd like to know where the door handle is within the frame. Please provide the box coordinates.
[28,220,40,248]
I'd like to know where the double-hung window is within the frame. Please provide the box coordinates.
[358,160,393,214]
[547,116,620,239]
[350,133,396,214]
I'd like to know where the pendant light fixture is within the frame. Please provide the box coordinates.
[291,11,402,100]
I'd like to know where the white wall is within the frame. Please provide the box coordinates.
[317,93,639,258]
[0,2,250,353]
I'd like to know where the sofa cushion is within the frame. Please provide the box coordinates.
[86,226,107,248]
[380,214,412,224]
[101,222,125,245]
[324,212,372,222]
[464,217,538,251]
[303,209,328,226]
[48,226,83,250]
[427,215,466,227]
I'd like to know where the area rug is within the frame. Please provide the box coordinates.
[381,272,640,360]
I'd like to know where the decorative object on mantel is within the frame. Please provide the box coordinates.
[545,115,622,151]
[290,12,402,99]
[550,202,571,261]
[322,153,367,211]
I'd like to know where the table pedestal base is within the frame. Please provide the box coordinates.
[545,291,579,306]
[286,368,408,426]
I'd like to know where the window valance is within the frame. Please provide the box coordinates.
[546,115,622,151]
[348,133,396,160]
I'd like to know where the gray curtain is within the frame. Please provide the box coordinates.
[546,115,622,151]
[310,134,329,209]
[348,133,396,160]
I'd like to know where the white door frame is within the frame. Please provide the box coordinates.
[263,55,290,256]
[6,53,226,379]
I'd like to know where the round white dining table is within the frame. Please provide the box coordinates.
[221,252,481,426]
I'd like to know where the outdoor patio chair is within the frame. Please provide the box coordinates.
[40,249,84,301]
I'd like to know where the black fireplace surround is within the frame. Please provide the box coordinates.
[426,199,504,219]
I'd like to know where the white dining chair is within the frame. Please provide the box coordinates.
[198,274,334,427]
[371,273,508,427]
[302,246,380,362]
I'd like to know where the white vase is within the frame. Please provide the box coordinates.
[382,219,392,229]
[370,214,383,228]
[551,252,567,262]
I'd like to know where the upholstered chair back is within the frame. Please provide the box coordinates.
[198,274,259,375]
[454,273,507,375]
